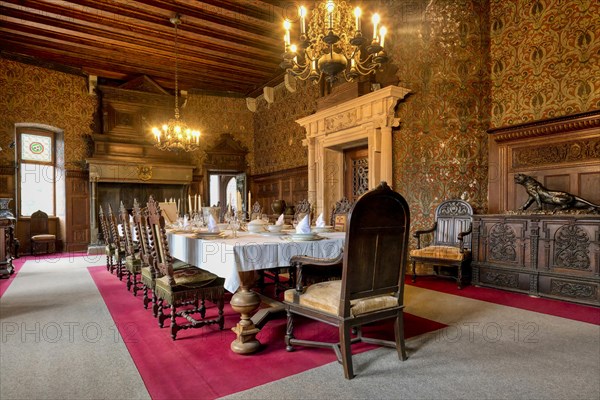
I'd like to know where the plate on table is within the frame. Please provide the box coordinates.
[260,231,287,236]
[312,225,334,233]
[288,233,323,241]
[192,232,226,240]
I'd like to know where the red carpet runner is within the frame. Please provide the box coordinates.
[89,266,445,399]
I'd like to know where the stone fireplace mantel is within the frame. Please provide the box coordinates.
[86,158,194,184]
[296,85,411,217]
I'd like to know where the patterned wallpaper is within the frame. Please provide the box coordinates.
[183,93,255,172]
[0,59,97,170]
[253,81,319,175]
[387,0,491,231]
[490,0,600,127]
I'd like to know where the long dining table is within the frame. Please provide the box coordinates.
[167,229,345,354]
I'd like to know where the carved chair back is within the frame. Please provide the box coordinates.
[132,199,151,265]
[250,201,263,220]
[98,206,112,246]
[30,210,49,237]
[294,199,312,224]
[340,182,411,316]
[107,204,124,250]
[118,201,135,257]
[431,200,473,251]
[146,196,175,285]
[330,197,353,231]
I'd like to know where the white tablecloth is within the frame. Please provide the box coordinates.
[167,231,345,293]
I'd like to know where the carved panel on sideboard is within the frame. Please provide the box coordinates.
[488,111,600,213]
[472,214,600,306]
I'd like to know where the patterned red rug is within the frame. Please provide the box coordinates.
[89,266,446,400]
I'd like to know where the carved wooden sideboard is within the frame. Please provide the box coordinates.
[472,214,600,306]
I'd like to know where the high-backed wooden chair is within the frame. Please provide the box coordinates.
[107,204,127,281]
[250,201,262,221]
[98,206,115,273]
[294,198,312,225]
[146,196,225,340]
[330,197,353,232]
[30,210,56,255]
[284,182,411,379]
[410,199,473,289]
[119,201,142,295]
[132,200,155,311]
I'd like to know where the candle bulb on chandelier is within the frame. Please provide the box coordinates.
[299,6,306,34]
[379,26,387,47]
[326,1,334,30]
[372,13,380,40]
[354,7,361,32]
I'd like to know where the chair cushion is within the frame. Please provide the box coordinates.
[284,280,398,317]
[410,245,469,261]
[31,234,55,241]
[155,267,219,293]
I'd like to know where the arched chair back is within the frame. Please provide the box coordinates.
[30,210,56,255]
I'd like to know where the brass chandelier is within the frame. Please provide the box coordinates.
[280,0,389,84]
[152,15,201,152]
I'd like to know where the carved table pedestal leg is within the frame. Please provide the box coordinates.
[230,271,261,354]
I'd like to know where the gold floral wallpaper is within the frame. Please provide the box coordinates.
[490,0,600,127]
[253,81,319,175]
[183,92,255,172]
[0,59,97,170]
[387,0,491,232]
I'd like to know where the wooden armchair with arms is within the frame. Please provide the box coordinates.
[284,182,411,379]
[30,210,56,255]
[146,196,225,340]
[409,199,473,289]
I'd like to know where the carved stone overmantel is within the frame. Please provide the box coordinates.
[296,85,410,217]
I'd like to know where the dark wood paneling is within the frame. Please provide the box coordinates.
[250,166,308,216]
[488,110,600,213]
[66,170,89,252]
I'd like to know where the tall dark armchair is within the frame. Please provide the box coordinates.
[284,182,411,379]
[410,199,473,289]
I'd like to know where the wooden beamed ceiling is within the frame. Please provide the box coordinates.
[0,0,288,96]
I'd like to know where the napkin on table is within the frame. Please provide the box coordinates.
[276,213,285,226]
[295,215,311,234]
[315,212,325,228]
[207,214,219,233]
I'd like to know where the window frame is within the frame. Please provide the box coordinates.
[17,127,56,217]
